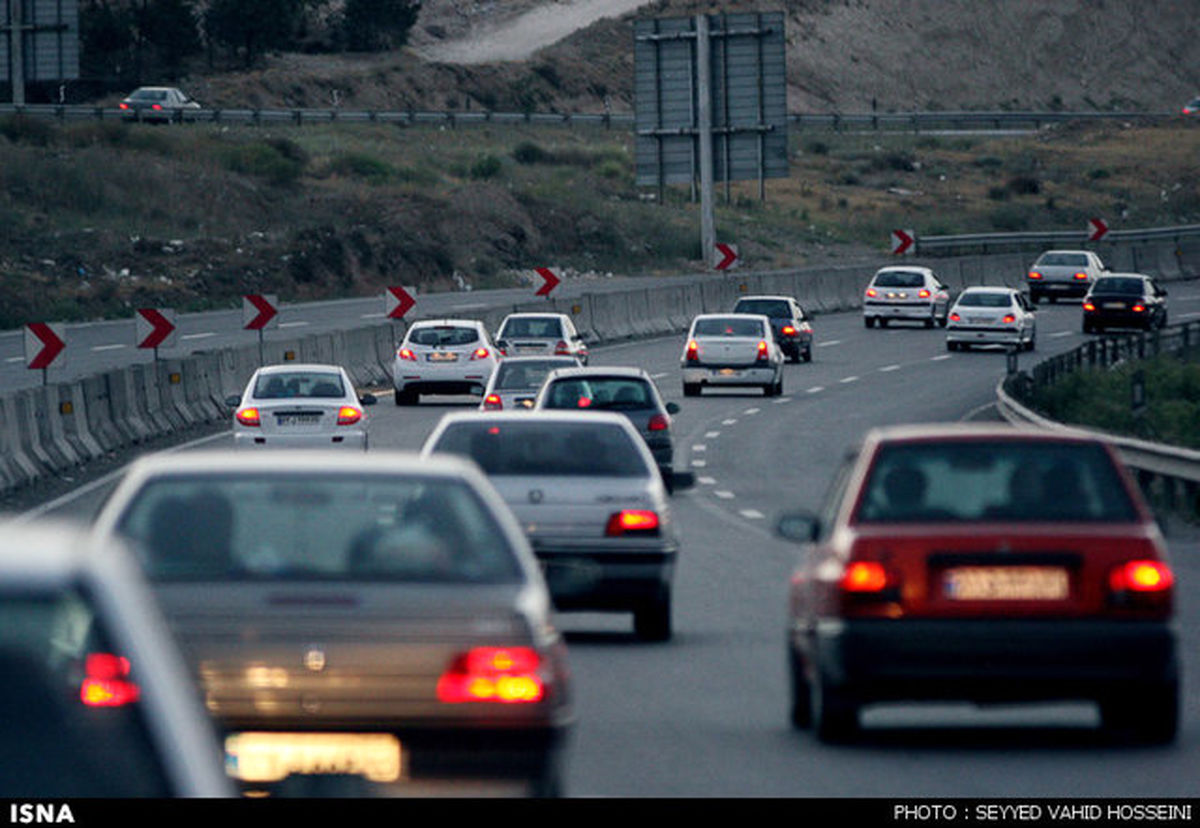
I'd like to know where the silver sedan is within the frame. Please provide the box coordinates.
[226,363,375,450]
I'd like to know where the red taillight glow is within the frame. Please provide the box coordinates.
[235,407,261,427]
[1028,271,1043,280]
[685,340,700,362]
[119,103,129,110]
[648,413,670,431]
[1002,314,1017,324]
[756,340,769,361]
[781,325,797,336]
[81,653,140,707]
[483,394,503,410]
[337,406,363,425]
[470,347,491,360]
[949,312,961,322]
[1132,304,1146,313]
[866,288,878,297]
[554,340,570,355]
[397,348,417,362]
[1074,271,1089,280]
[1109,560,1174,593]
[437,647,545,704]
[605,510,660,536]
[918,289,931,299]
[1083,302,1096,312]
[840,561,890,593]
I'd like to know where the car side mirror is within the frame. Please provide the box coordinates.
[224,394,241,408]
[360,393,377,406]
[777,511,820,543]
[666,402,680,414]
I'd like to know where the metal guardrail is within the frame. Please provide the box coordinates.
[917,225,1200,255]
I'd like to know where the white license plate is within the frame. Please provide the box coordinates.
[428,352,458,362]
[715,368,742,377]
[225,732,404,783]
[944,566,1069,601]
[276,414,320,426]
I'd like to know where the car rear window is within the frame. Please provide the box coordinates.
[957,292,1014,308]
[499,317,563,338]
[408,326,480,347]
[693,317,766,337]
[1036,253,1088,267]
[1091,278,1145,295]
[494,360,573,390]
[253,371,345,399]
[115,476,523,584]
[854,440,1139,523]
[872,271,926,288]
[541,377,653,410]
[130,89,167,101]
[734,300,791,318]
[0,592,171,797]
[431,421,650,478]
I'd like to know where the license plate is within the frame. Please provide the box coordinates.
[944,566,1069,601]
[276,414,320,426]
[1103,302,1127,309]
[225,733,404,783]
[428,352,458,362]
[717,368,742,377]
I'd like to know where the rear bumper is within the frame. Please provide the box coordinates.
[946,326,1023,346]
[1084,310,1154,329]
[682,365,778,387]
[863,301,935,321]
[1030,280,1089,298]
[804,618,1178,702]
[233,431,367,450]
[530,541,677,610]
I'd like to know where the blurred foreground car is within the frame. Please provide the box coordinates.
[945,286,1036,351]
[480,355,581,411]
[534,365,683,490]
[1082,274,1168,332]
[393,319,498,405]
[227,363,375,450]
[732,294,814,362]
[863,266,950,328]
[779,424,1178,744]
[495,313,589,364]
[0,521,232,797]
[681,313,784,397]
[119,86,200,122]
[92,452,572,796]
[1026,249,1108,304]
[423,411,680,641]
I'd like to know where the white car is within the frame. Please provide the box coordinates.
[480,355,581,411]
[681,313,784,397]
[118,86,201,122]
[393,319,499,405]
[495,313,589,364]
[1026,249,1108,304]
[227,363,374,450]
[863,266,951,328]
[946,287,1036,351]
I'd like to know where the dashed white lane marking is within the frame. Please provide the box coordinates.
[930,354,951,362]
[181,332,215,340]
[818,340,842,347]
[697,476,717,485]
[691,459,707,467]
[91,344,126,352]
[739,509,765,520]
[651,372,668,379]
[1049,331,1072,338]
[279,321,309,329]
[360,312,385,319]
[744,407,760,415]
[722,418,738,425]
[692,444,707,452]
[5,356,24,363]
[840,376,859,384]
[704,431,721,438]
[714,490,736,499]
[773,396,791,404]
[879,364,901,372]
[806,386,824,394]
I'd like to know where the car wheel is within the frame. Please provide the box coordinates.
[947,340,958,352]
[864,316,876,329]
[878,318,889,328]
[394,388,418,406]
[634,591,672,642]
[1030,293,1041,305]
[1025,330,1036,351]
[813,671,859,743]
[683,383,701,397]
[788,649,812,730]
[1100,680,1178,744]
[924,314,935,329]
[1082,320,1094,334]
[802,347,812,363]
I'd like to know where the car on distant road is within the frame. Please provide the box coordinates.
[423,411,680,641]
[534,365,681,490]
[495,313,589,364]
[1182,96,1200,116]
[480,355,581,411]
[1026,249,1108,303]
[681,313,785,397]
[119,86,201,122]
[732,294,814,362]
[393,319,499,405]
[1082,273,1169,332]
[862,266,950,328]
[0,521,232,797]
[227,363,375,450]
[945,286,1036,351]
[779,423,1179,744]
[92,452,573,796]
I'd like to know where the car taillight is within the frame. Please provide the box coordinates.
[605,510,660,536]
[685,340,700,362]
[337,406,363,425]
[119,102,129,110]
[437,647,545,704]
[554,340,570,355]
[840,561,891,593]
[151,104,162,111]
[1109,560,1173,594]
[81,653,140,707]
[949,312,961,322]
[1083,301,1096,312]
[235,407,261,427]
[781,325,797,337]
[1028,271,1043,280]
[397,348,417,361]
[756,340,769,362]
[918,289,931,299]
[648,413,670,431]
[483,394,503,410]
[1002,314,1016,324]
[1074,271,1089,280]
[866,288,878,297]
[1132,304,1146,313]
[470,347,491,360]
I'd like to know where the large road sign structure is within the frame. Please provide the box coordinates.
[1,0,79,104]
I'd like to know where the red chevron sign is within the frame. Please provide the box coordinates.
[535,267,561,297]
[135,308,178,350]
[242,294,279,331]
[25,322,65,370]
[385,286,416,319]
[891,229,915,255]
[713,243,739,270]
[1088,217,1108,242]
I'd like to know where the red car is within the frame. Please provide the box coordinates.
[780,424,1178,743]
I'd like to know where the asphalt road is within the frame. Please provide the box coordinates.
[18,293,1200,798]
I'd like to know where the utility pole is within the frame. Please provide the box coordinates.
[8,0,25,105]
[695,14,715,265]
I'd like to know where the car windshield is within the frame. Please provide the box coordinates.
[500,317,563,338]
[253,371,344,399]
[115,475,523,584]
[493,360,572,390]
[693,317,765,337]
[873,271,926,288]
[542,377,654,411]
[734,300,792,318]
[854,440,1139,523]
[1036,253,1088,267]
[0,592,171,796]
[957,292,1014,308]
[1091,278,1146,295]
[431,421,649,478]
[129,89,167,101]
[408,326,479,347]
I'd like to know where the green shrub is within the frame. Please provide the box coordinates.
[469,153,503,180]
[219,141,305,185]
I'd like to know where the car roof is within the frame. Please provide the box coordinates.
[501,312,568,319]
[1094,272,1149,280]
[434,409,637,429]
[0,521,117,584]
[862,422,1106,448]
[497,355,578,363]
[691,312,771,321]
[114,449,483,481]
[1036,249,1092,255]
[735,294,795,302]
[874,265,933,274]
[958,286,1017,294]
[252,363,347,374]
[542,365,650,380]
[408,318,484,328]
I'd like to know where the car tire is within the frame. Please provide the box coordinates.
[813,672,859,743]
[683,383,701,397]
[1025,330,1036,351]
[634,590,672,642]
[1099,680,1178,744]
[394,388,418,406]
[947,340,957,352]
[864,316,876,329]
[788,650,812,730]
[802,347,812,363]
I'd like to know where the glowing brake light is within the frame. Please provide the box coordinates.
[336,406,363,425]
[1002,314,1017,324]
[1109,560,1173,594]
[1028,271,1043,280]
[397,348,417,362]
[437,647,545,704]
[949,312,961,322]
[1132,304,1146,313]
[685,340,700,362]
[840,561,890,593]
[1073,271,1089,280]
[648,413,670,431]
[781,325,797,336]
[554,340,570,355]
[918,289,931,299]
[866,288,878,297]
[605,510,660,536]
[235,407,261,427]
[81,654,140,707]
[483,394,503,410]
[1083,301,1096,312]
[756,340,770,362]
[470,347,491,360]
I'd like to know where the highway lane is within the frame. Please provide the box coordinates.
[16,295,1200,798]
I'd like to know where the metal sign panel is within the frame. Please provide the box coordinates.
[634,11,788,189]
[1,0,79,84]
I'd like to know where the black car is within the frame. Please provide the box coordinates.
[1082,274,1168,333]
[732,295,814,362]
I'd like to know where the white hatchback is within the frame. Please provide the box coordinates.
[495,313,589,364]
[946,287,1036,351]
[863,266,951,328]
[393,319,499,405]
[228,363,374,450]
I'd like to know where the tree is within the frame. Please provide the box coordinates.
[204,0,305,68]
[341,0,421,52]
